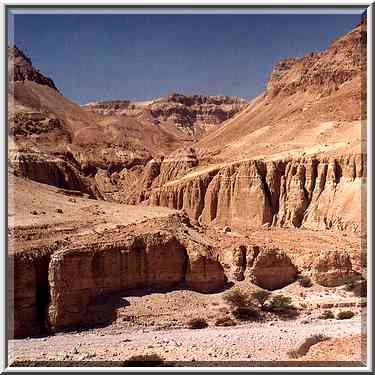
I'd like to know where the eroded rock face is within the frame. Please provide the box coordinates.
[143,154,364,232]
[249,248,298,290]
[47,231,187,331]
[9,247,54,339]
[9,149,101,198]
[229,245,247,281]
[181,236,225,292]
[8,45,59,91]
[312,250,353,287]
[43,214,225,332]
[201,161,274,227]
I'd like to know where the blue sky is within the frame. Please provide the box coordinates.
[10,12,364,104]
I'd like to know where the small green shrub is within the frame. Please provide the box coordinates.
[319,310,335,320]
[223,289,251,309]
[187,318,208,329]
[287,334,330,359]
[214,316,237,327]
[267,295,294,314]
[298,276,312,288]
[251,290,271,310]
[232,307,260,321]
[344,276,355,291]
[336,311,355,320]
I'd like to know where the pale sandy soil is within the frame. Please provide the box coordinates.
[9,314,366,366]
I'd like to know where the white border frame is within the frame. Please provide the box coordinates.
[0,1,372,373]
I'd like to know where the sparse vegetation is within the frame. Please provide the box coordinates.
[214,316,237,327]
[251,290,271,310]
[298,276,312,288]
[287,334,330,359]
[343,276,355,291]
[319,310,335,320]
[223,289,252,309]
[266,294,295,315]
[187,318,208,329]
[232,306,260,321]
[55,208,63,214]
[336,311,355,320]
[223,288,261,321]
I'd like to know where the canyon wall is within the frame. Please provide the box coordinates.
[9,246,55,338]
[145,154,365,232]
[11,215,225,337]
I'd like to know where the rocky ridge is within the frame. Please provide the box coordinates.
[82,93,248,136]
[8,46,59,91]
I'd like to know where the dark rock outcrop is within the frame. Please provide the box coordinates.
[8,45,58,91]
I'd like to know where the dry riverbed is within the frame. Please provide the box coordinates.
[9,313,366,367]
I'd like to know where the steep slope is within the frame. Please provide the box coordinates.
[197,18,366,161]
[8,46,58,91]
[128,19,367,232]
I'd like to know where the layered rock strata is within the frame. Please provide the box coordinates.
[145,154,365,232]
[83,93,248,136]
[11,214,225,336]
[9,149,101,198]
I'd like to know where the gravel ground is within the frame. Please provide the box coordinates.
[9,314,365,366]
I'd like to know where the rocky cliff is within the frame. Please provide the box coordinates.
[8,46,59,91]
[83,93,247,136]
[142,153,365,232]
[11,213,225,337]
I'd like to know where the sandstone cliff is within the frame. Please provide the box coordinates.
[143,154,365,232]
[11,213,225,337]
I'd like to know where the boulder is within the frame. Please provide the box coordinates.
[249,248,298,290]
[312,250,353,287]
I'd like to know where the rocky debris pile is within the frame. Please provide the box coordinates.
[312,250,353,287]
[9,112,65,137]
[8,45,58,90]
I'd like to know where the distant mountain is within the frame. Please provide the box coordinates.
[82,93,248,137]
